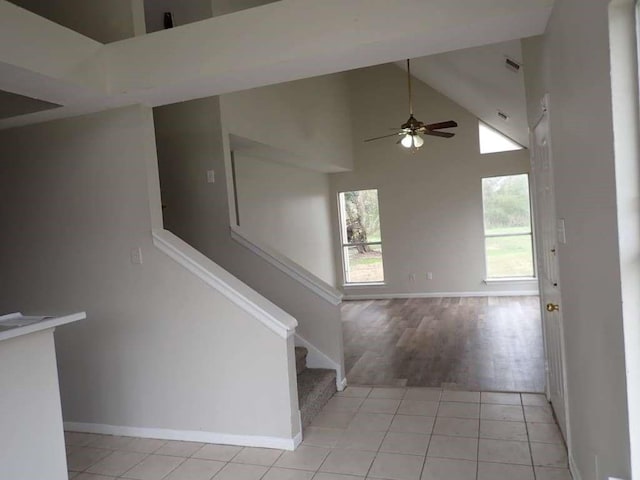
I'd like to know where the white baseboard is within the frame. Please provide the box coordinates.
[64,422,300,451]
[337,376,348,392]
[569,453,583,480]
[295,333,346,390]
[344,290,539,300]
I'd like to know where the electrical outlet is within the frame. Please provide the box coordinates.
[130,247,143,265]
[206,169,215,183]
[427,272,433,280]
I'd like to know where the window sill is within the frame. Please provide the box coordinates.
[343,282,386,288]
[483,277,537,284]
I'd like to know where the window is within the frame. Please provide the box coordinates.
[482,174,534,278]
[479,122,523,154]
[338,189,384,284]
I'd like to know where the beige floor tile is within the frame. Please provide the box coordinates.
[421,457,476,480]
[368,452,424,480]
[121,454,184,479]
[480,392,522,405]
[262,466,315,479]
[380,432,430,456]
[535,466,573,479]
[192,444,242,462]
[480,404,524,422]
[530,442,568,468]
[88,435,135,450]
[427,435,478,461]
[123,438,167,454]
[360,398,401,414]
[477,461,534,480]
[163,458,226,480]
[479,420,527,441]
[433,417,479,438]
[231,447,283,466]
[335,429,385,451]
[397,400,439,416]
[441,391,480,403]
[324,396,366,413]
[319,449,376,476]
[478,438,531,465]
[521,394,549,407]
[154,440,204,457]
[404,388,441,402]
[369,387,407,400]
[212,463,268,480]
[66,447,112,472]
[65,432,101,447]
[86,451,147,477]
[74,474,117,480]
[274,445,330,471]
[524,405,555,423]
[389,415,435,435]
[347,412,394,432]
[311,411,356,429]
[527,423,564,444]
[314,473,365,480]
[335,387,372,398]
[437,402,480,419]
[302,427,344,448]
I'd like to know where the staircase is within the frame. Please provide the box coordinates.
[295,346,336,427]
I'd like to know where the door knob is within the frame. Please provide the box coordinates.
[546,303,560,312]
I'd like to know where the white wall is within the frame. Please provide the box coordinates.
[0,106,299,444]
[522,1,632,478]
[331,64,534,297]
[234,153,336,285]
[220,73,354,173]
[7,0,136,43]
[154,97,346,381]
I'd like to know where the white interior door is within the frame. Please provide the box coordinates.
[530,100,569,441]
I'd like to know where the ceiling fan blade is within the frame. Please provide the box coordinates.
[364,132,402,142]
[425,120,458,130]
[424,130,455,138]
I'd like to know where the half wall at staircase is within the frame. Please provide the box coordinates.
[153,95,347,386]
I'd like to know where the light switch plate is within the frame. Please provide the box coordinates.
[557,218,567,244]
[206,170,215,183]
[130,247,143,265]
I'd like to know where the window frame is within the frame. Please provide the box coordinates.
[481,173,536,280]
[337,189,385,285]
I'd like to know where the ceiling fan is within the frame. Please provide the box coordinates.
[364,59,458,150]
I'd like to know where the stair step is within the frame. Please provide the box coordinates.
[295,346,308,375]
[297,368,336,428]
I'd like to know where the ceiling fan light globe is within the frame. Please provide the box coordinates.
[413,134,424,148]
[401,134,414,148]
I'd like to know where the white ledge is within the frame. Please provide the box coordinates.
[230,227,343,306]
[152,229,297,338]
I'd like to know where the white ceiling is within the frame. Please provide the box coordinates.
[0,0,553,130]
[402,40,529,147]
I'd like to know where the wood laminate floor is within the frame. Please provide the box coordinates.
[342,296,545,392]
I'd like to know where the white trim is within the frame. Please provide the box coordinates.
[295,333,346,390]
[152,229,297,339]
[64,422,301,451]
[344,290,539,300]
[483,278,537,284]
[569,453,583,480]
[231,226,343,306]
[344,282,386,288]
[337,376,348,392]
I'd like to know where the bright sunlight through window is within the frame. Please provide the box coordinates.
[482,174,534,279]
[339,189,384,284]
[479,122,523,154]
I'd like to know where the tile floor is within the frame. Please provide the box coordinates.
[66,387,571,480]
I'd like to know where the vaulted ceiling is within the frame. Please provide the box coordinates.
[0,0,553,130]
